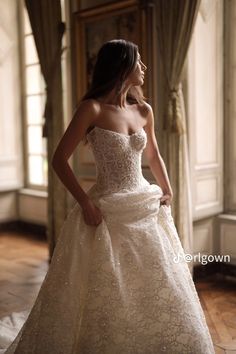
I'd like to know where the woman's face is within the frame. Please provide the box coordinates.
[127,53,147,86]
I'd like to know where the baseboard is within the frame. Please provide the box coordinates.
[0,220,47,240]
[220,262,236,278]
[193,261,236,281]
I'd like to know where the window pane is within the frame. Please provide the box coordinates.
[42,137,47,155]
[43,156,48,185]
[60,0,66,22]
[28,126,43,154]
[23,7,31,35]
[26,95,43,124]
[23,5,47,189]
[29,155,43,185]
[25,35,38,65]
[26,65,42,95]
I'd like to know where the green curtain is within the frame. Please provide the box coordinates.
[25,0,67,261]
[156,0,201,275]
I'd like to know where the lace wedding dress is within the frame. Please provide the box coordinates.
[0,126,215,354]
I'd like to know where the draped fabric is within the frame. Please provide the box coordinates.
[25,0,67,259]
[156,0,201,274]
[0,125,215,354]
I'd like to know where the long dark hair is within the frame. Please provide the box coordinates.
[77,39,145,145]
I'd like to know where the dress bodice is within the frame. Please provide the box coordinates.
[86,126,150,194]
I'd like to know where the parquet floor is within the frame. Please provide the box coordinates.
[0,231,48,317]
[195,275,236,353]
[0,231,236,353]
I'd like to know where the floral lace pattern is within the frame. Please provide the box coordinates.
[86,126,150,195]
[2,127,215,354]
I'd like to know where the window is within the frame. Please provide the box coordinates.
[187,1,223,220]
[22,6,47,189]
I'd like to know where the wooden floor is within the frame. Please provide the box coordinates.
[0,231,48,317]
[0,231,236,353]
[195,275,236,353]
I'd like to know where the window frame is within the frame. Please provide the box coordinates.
[19,0,48,191]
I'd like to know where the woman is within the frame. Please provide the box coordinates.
[1,39,215,353]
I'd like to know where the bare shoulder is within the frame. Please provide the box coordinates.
[138,101,152,117]
[73,98,101,121]
[135,101,154,130]
[136,101,153,117]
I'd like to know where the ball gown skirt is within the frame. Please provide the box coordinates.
[0,126,215,354]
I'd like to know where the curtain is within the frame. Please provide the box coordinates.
[25,0,67,261]
[156,0,201,275]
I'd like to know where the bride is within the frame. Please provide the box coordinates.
[0,39,215,353]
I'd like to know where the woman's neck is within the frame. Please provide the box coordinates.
[98,85,131,109]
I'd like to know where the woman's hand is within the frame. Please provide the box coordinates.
[160,193,173,207]
[81,198,103,226]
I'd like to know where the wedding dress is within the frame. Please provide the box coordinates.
[0,126,215,354]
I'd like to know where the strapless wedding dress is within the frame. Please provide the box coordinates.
[0,126,215,353]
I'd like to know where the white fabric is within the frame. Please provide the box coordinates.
[0,127,215,353]
[0,311,29,351]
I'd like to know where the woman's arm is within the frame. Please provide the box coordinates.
[51,99,99,208]
[143,103,173,202]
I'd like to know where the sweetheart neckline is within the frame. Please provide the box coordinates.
[87,126,146,138]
